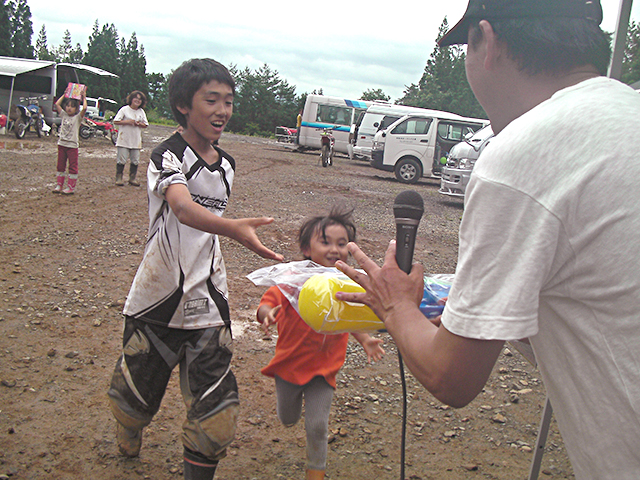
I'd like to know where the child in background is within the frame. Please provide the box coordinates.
[107,59,283,480]
[257,207,385,480]
[113,90,148,186]
[52,93,87,194]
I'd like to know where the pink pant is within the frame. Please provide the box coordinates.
[57,145,79,175]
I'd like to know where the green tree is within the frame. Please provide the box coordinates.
[82,21,121,101]
[360,88,390,102]
[622,20,640,85]
[35,25,55,61]
[228,64,299,135]
[119,32,148,101]
[9,0,34,58]
[398,18,486,119]
[0,0,12,56]
[146,72,170,117]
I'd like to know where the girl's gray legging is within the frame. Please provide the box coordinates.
[275,375,335,470]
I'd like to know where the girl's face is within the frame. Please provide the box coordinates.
[130,95,143,109]
[64,103,78,116]
[303,224,350,267]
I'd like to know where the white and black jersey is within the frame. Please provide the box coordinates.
[123,133,236,330]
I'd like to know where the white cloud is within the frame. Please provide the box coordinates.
[28,0,640,101]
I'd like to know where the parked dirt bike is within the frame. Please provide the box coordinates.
[320,128,335,167]
[80,116,118,145]
[13,96,47,139]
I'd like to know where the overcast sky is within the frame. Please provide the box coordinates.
[28,0,640,101]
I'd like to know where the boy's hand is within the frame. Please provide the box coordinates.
[228,217,284,262]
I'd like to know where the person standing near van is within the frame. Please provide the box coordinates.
[52,93,87,195]
[114,91,148,186]
[336,0,640,478]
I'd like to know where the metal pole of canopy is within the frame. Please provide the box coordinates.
[609,0,634,79]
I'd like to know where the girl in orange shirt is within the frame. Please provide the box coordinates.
[257,207,385,480]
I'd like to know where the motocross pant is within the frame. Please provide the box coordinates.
[108,317,239,462]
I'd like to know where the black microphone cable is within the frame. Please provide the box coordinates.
[392,190,424,480]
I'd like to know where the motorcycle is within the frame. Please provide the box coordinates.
[80,116,118,145]
[13,96,47,139]
[320,128,335,167]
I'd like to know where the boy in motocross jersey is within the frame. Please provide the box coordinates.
[107,58,283,480]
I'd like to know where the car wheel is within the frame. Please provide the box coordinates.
[394,157,422,184]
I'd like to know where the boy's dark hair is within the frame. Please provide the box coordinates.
[469,18,611,75]
[298,206,357,259]
[169,58,236,128]
[127,90,147,108]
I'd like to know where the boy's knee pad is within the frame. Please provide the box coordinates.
[107,389,151,431]
[182,395,239,461]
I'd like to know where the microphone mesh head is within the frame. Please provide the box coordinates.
[393,190,424,220]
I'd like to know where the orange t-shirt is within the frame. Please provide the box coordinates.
[259,286,349,388]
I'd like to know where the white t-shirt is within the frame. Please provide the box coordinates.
[442,77,640,479]
[123,133,235,330]
[57,110,83,149]
[114,105,148,149]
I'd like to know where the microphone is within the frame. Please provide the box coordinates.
[393,190,424,274]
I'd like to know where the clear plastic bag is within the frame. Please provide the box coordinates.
[247,261,453,334]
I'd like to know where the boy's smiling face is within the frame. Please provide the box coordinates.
[178,80,233,146]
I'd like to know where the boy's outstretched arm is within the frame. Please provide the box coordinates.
[351,332,385,363]
[165,183,284,261]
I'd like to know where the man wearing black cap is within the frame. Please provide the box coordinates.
[336,1,640,478]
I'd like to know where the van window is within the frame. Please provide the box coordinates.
[316,105,352,126]
[379,115,401,131]
[391,117,432,135]
[438,122,479,142]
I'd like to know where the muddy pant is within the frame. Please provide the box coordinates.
[116,147,140,166]
[108,317,239,462]
[275,375,334,470]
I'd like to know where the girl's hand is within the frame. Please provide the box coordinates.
[260,305,281,335]
[363,336,385,363]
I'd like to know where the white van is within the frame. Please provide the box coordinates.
[370,112,488,184]
[439,124,494,197]
[297,94,373,155]
[349,104,443,160]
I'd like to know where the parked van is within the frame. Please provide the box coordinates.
[0,56,117,128]
[370,112,488,184]
[439,124,494,197]
[297,94,373,155]
[349,104,442,160]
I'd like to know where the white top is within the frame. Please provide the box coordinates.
[123,133,236,330]
[57,110,83,149]
[114,105,148,149]
[442,77,640,479]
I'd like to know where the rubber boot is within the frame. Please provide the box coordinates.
[62,175,77,195]
[52,172,65,193]
[128,164,140,186]
[183,448,218,480]
[115,163,125,186]
[306,469,325,480]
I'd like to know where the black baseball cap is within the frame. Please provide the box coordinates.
[438,0,604,46]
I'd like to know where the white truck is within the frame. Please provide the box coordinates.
[370,112,488,184]
[349,103,444,160]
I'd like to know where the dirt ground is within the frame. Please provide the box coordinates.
[0,125,575,480]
